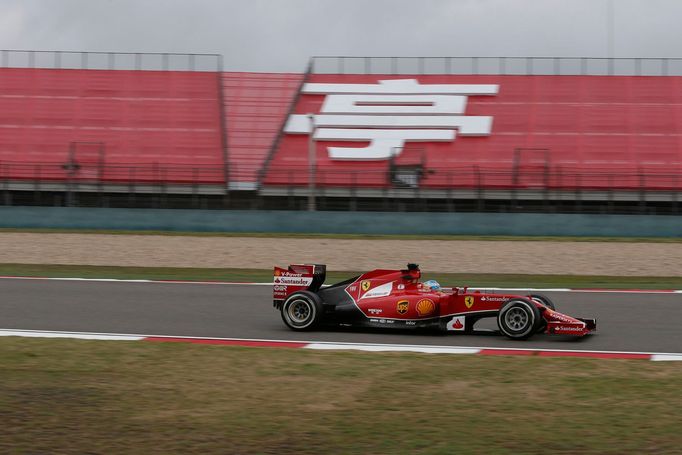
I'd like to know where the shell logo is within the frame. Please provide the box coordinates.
[416,299,435,317]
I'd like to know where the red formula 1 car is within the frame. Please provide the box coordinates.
[273,263,596,340]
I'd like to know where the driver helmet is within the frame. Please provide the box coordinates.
[422,280,441,292]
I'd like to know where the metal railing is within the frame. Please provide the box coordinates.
[1,161,679,192]
[311,56,682,76]
[1,161,680,213]
[0,49,223,72]
[262,165,682,192]
[0,161,226,189]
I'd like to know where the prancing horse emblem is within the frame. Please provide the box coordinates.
[464,296,474,309]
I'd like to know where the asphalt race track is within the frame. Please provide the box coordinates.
[1,278,681,353]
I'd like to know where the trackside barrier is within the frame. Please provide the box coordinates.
[0,207,680,237]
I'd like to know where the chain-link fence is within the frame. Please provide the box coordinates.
[311,56,682,76]
[0,49,223,72]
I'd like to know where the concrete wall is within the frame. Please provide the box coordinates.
[0,206,680,237]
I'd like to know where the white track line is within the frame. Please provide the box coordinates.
[651,354,682,361]
[305,343,480,354]
[2,328,681,360]
[0,328,144,341]
[0,276,272,286]
[0,276,680,293]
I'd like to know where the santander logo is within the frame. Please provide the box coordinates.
[285,79,498,160]
[447,316,466,331]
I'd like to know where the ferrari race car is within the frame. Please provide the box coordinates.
[273,263,596,340]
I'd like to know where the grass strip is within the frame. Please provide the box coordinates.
[1,227,681,242]
[0,337,680,454]
[1,263,681,289]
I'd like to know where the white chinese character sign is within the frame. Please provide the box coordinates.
[284,79,498,160]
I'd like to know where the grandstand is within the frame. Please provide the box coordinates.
[1,51,681,213]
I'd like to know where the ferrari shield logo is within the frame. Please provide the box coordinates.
[464,296,474,309]
[361,280,371,292]
[397,300,409,315]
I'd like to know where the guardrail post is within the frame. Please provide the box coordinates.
[446,172,453,212]
[475,166,483,212]
[350,172,357,211]
[639,169,646,213]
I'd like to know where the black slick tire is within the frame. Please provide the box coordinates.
[497,299,541,340]
[530,294,555,334]
[281,291,324,331]
[530,293,556,310]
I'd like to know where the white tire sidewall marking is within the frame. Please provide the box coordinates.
[283,295,316,329]
[498,300,536,338]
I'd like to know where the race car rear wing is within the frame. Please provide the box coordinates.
[273,264,326,306]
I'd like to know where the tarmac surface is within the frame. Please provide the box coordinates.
[1,278,681,353]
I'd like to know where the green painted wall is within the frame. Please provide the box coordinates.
[0,206,680,237]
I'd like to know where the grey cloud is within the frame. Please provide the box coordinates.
[0,0,681,72]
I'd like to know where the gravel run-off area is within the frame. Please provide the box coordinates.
[0,233,680,276]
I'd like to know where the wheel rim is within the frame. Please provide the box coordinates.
[505,307,529,331]
[287,299,311,325]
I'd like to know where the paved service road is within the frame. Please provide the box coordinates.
[1,279,681,353]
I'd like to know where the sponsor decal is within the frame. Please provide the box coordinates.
[273,285,287,292]
[464,296,475,309]
[274,269,281,276]
[480,296,507,302]
[446,316,466,331]
[397,300,409,315]
[416,299,436,317]
[362,282,393,299]
[555,325,585,332]
[370,318,394,324]
[274,276,313,286]
[405,321,417,326]
[547,311,578,324]
[397,284,405,290]
[368,308,382,315]
[284,79,498,160]
[361,280,371,292]
[349,285,357,292]
[279,271,305,277]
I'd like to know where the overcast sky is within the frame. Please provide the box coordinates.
[1,0,681,72]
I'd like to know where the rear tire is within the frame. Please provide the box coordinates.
[281,291,323,331]
[497,299,541,340]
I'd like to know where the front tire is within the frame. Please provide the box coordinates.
[497,299,541,340]
[281,291,323,331]
[530,294,555,334]
[530,293,556,310]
